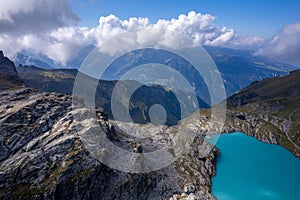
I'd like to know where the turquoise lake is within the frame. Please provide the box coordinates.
[210,132,300,200]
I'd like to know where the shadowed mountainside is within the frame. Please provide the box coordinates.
[0,51,23,91]
[14,46,298,101]
[17,65,208,125]
[227,69,300,106]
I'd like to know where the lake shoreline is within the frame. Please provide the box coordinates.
[211,132,300,199]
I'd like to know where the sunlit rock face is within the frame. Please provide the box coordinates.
[0,86,219,199]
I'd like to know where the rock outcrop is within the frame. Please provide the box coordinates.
[223,70,300,158]
[0,50,219,199]
[0,50,23,91]
[0,51,17,76]
[187,70,300,159]
[223,106,300,158]
[0,87,219,200]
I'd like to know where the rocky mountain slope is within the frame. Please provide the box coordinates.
[16,60,300,160]
[225,70,300,158]
[1,52,218,199]
[0,51,23,91]
[188,70,300,158]
[0,90,218,200]
[1,50,299,199]
[17,65,208,125]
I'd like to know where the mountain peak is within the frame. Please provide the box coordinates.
[0,50,4,58]
[0,50,17,76]
[0,50,23,90]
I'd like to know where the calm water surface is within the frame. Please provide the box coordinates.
[211,132,300,200]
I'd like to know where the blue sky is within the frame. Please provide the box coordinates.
[1,0,299,66]
[71,0,300,38]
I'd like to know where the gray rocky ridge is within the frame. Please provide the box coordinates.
[0,51,219,199]
[0,87,219,200]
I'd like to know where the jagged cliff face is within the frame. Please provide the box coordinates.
[0,51,17,76]
[0,51,23,91]
[0,87,219,200]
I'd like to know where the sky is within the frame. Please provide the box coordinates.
[71,0,300,38]
[0,0,300,66]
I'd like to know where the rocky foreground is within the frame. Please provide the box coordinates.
[2,85,299,200]
[0,87,219,200]
[0,50,222,200]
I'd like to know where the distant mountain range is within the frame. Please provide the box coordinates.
[14,45,95,69]
[5,50,198,125]
[14,53,53,69]
[14,45,298,103]
[17,65,207,125]
[205,46,298,95]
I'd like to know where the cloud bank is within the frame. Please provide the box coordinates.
[0,3,271,66]
[0,0,79,35]
[94,11,264,49]
[256,22,300,66]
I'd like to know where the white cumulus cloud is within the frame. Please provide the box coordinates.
[0,27,95,66]
[93,11,247,47]
[256,21,300,66]
[0,0,79,35]
[0,7,265,66]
